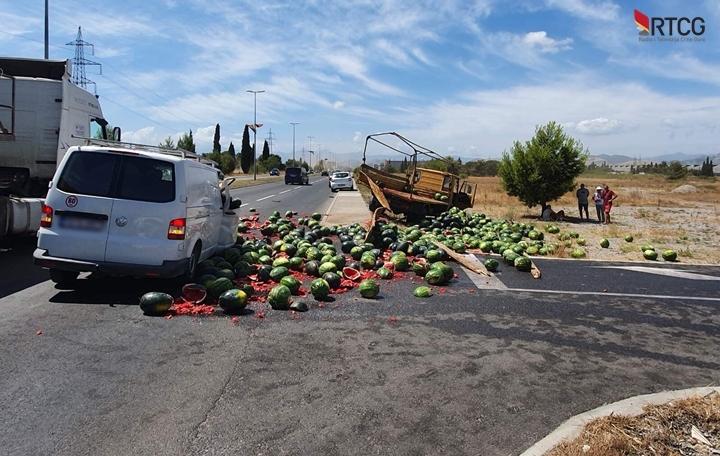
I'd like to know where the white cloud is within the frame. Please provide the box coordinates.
[333,100,346,109]
[571,118,622,135]
[325,52,405,96]
[544,0,620,21]
[399,76,720,158]
[123,126,161,145]
[522,31,573,53]
[611,53,720,87]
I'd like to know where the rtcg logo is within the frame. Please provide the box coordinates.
[634,9,705,39]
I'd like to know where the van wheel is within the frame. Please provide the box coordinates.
[49,269,79,287]
[183,244,201,281]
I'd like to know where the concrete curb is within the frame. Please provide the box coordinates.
[520,386,720,456]
[472,252,720,268]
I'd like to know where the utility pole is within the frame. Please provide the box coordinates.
[246,89,265,180]
[44,0,49,59]
[289,122,299,162]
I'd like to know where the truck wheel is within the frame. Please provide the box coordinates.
[49,269,79,287]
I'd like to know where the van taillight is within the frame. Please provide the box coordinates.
[40,204,53,228]
[168,218,186,240]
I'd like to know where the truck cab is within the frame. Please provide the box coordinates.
[0,57,107,197]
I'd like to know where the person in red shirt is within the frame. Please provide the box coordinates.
[602,185,618,224]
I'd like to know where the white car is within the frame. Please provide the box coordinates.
[34,144,240,286]
[329,171,354,192]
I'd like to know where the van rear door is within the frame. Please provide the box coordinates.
[104,155,181,266]
[43,151,118,262]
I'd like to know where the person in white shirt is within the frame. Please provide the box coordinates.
[592,186,604,223]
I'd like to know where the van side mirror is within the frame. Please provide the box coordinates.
[113,126,122,141]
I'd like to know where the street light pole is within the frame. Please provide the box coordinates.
[44,0,49,59]
[290,122,299,162]
[247,89,265,180]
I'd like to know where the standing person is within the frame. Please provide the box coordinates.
[592,186,605,223]
[576,183,590,221]
[602,185,618,224]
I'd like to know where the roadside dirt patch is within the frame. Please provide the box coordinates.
[548,392,720,456]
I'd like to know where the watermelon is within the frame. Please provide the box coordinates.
[425,249,443,262]
[360,252,376,269]
[269,266,290,282]
[238,283,254,298]
[311,212,322,221]
[624,235,634,242]
[643,249,658,261]
[310,278,330,300]
[412,260,429,277]
[272,257,290,268]
[288,257,304,271]
[424,268,445,285]
[139,292,173,316]
[570,248,586,259]
[280,275,302,295]
[322,272,342,289]
[199,273,217,288]
[377,267,393,280]
[223,248,242,264]
[216,268,235,280]
[257,265,272,282]
[359,279,380,298]
[484,258,499,272]
[662,249,677,262]
[342,267,361,281]
[218,289,248,314]
[600,238,610,248]
[430,262,454,282]
[413,286,432,298]
[390,254,410,271]
[318,262,337,276]
[268,285,292,310]
[304,260,320,277]
[514,256,531,272]
[576,238,587,246]
[234,261,252,278]
[207,277,235,299]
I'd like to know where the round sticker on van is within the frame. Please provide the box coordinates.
[65,195,78,207]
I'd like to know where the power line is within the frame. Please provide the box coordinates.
[66,27,101,94]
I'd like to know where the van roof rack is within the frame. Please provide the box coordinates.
[71,136,215,165]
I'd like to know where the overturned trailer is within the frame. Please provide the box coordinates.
[356,132,476,220]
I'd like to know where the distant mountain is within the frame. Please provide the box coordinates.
[588,154,635,164]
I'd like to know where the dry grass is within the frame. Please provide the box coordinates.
[467,174,720,264]
[229,175,282,189]
[548,393,720,456]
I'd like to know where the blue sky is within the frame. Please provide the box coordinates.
[1,0,719,163]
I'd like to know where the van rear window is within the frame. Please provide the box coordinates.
[57,152,118,197]
[57,151,175,202]
[286,167,301,176]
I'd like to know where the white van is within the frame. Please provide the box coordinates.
[33,143,241,285]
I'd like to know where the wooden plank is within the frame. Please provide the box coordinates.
[360,171,391,210]
[432,241,491,277]
[530,260,542,279]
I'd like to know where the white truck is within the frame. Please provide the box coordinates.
[1,57,111,238]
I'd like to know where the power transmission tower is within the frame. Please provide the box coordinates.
[266,128,275,155]
[66,27,101,94]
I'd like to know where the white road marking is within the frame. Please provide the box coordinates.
[462,268,507,290]
[255,194,276,202]
[279,189,292,194]
[240,203,248,207]
[593,266,720,281]
[501,288,720,302]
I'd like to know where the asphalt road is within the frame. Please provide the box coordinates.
[1,180,719,455]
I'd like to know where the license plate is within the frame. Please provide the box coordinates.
[59,216,106,231]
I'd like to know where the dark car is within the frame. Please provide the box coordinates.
[321,170,329,176]
[285,167,309,185]
[269,168,279,176]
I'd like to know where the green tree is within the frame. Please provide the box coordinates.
[218,152,236,175]
[159,136,176,149]
[700,156,714,177]
[498,121,587,215]
[667,161,687,180]
[240,125,253,174]
[228,141,236,159]
[177,129,196,152]
[213,123,221,153]
[261,140,270,160]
